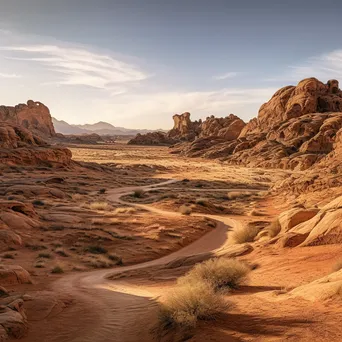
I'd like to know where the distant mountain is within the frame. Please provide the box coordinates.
[52,118,166,136]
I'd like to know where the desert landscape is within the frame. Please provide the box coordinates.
[0,76,342,342]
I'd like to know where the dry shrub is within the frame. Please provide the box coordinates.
[159,282,227,329]
[51,265,64,274]
[114,207,136,215]
[332,259,342,273]
[267,219,281,238]
[179,205,192,215]
[86,255,114,268]
[195,198,208,206]
[230,225,259,244]
[132,189,145,198]
[178,258,250,291]
[89,202,109,210]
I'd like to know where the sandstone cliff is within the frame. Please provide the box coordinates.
[0,100,55,138]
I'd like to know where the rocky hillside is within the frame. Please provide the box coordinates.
[0,122,71,167]
[0,100,55,138]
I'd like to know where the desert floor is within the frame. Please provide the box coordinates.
[3,144,342,342]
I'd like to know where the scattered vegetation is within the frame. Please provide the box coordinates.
[72,193,83,201]
[89,202,109,210]
[178,258,250,291]
[159,282,228,329]
[266,219,281,238]
[179,205,192,215]
[227,191,251,200]
[114,207,136,215]
[51,266,64,274]
[132,188,145,198]
[107,253,123,265]
[98,188,106,194]
[230,225,259,244]
[195,198,208,206]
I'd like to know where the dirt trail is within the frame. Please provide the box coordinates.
[22,179,248,342]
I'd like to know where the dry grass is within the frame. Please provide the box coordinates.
[195,198,208,206]
[51,265,64,274]
[72,194,83,201]
[113,207,136,215]
[179,205,192,215]
[266,219,281,238]
[178,258,250,291]
[89,202,109,210]
[230,225,259,244]
[332,259,342,272]
[159,282,228,329]
[132,188,145,198]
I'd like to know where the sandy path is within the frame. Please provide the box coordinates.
[22,179,246,342]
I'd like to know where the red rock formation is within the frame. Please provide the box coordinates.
[0,122,72,167]
[168,112,202,141]
[128,132,177,146]
[0,100,55,138]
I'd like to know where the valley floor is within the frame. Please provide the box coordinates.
[2,144,342,341]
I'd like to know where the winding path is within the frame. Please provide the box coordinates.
[22,179,246,342]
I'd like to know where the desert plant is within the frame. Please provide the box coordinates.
[132,188,145,198]
[159,282,228,329]
[89,202,109,210]
[230,225,259,244]
[114,207,136,215]
[72,193,83,201]
[84,245,108,254]
[98,188,106,194]
[195,198,208,206]
[178,258,250,291]
[266,219,281,238]
[32,200,45,206]
[179,205,192,216]
[227,191,251,200]
[51,266,64,274]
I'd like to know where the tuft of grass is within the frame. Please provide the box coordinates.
[84,245,108,254]
[179,205,192,216]
[132,188,145,198]
[230,225,259,244]
[195,198,208,206]
[38,252,51,259]
[98,188,106,194]
[178,258,250,291]
[159,283,228,329]
[266,219,281,238]
[113,207,136,215]
[51,266,64,274]
[89,202,109,210]
[332,259,342,273]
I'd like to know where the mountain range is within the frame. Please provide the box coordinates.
[52,117,166,136]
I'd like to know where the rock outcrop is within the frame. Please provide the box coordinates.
[0,122,72,167]
[128,131,177,146]
[0,100,55,138]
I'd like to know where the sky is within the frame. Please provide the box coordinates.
[1,0,342,129]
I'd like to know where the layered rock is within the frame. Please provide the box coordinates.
[0,100,55,138]
[0,122,72,167]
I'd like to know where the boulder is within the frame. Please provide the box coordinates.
[0,265,32,285]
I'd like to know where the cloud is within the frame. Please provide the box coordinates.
[0,72,21,78]
[212,72,238,80]
[1,44,149,90]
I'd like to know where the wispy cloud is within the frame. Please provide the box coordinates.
[0,72,21,78]
[212,71,238,80]
[1,44,149,90]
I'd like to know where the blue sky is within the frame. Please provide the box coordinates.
[1,0,342,129]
